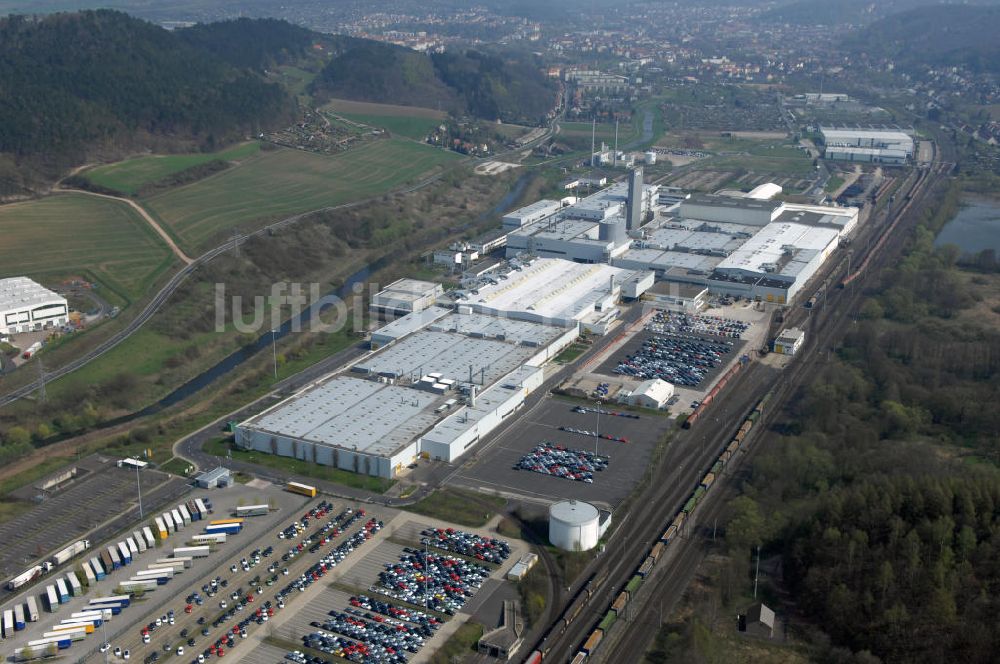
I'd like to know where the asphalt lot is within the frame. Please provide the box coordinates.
[0,483,307,657]
[451,397,673,509]
[594,328,747,390]
[0,455,185,588]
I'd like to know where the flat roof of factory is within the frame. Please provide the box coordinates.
[0,277,66,312]
[241,376,440,456]
[682,193,782,212]
[715,222,840,279]
[357,312,564,382]
[458,258,629,323]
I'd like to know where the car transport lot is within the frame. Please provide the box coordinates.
[53,489,529,664]
[450,397,673,508]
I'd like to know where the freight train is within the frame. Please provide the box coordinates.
[527,391,773,663]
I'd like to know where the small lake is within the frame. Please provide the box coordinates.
[935,196,1000,256]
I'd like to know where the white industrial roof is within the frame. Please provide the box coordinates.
[550,500,599,525]
[372,278,442,305]
[0,277,66,313]
[458,258,629,324]
[371,306,451,342]
[244,376,439,456]
[355,317,560,383]
[422,365,542,447]
[746,183,782,200]
[820,127,912,143]
[634,378,673,403]
[715,222,839,278]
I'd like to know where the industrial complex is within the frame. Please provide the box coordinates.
[0,277,68,336]
[819,126,915,164]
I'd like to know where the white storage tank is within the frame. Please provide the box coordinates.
[549,500,600,551]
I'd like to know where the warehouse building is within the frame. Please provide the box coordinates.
[0,277,68,335]
[627,378,674,409]
[455,258,653,334]
[820,126,913,164]
[234,309,577,478]
[370,278,444,318]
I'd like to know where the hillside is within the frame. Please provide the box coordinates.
[0,10,299,189]
[175,17,319,70]
[311,41,558,125]
[854,4,1000,73]
[763,0,1000,26]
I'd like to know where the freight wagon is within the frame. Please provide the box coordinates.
[14,604,25,630]
[178,504,192,526]
[106,547,121,570]
[235,504,269,517]
[204,523,241,535]
[190,533,226,544]
[6,565,43,591]
[81,561,96,585]
[90,595,130,608]
[132,531,147,553]
[155,516,168,540]
[71,610,108,623]
[65,571,82,596]
[186,501,201,521]
[2,609,13,639]
[208,518,244,526]
[581,628,603,654]
[286,481,317,497]
[50,539,90,566]
[26,596,39,622]
[120,579,159,592]
[162,512,175,534]
[143,526,156,547]
[24,635,73,652]
[126,537,139,557]
[89,557,106,580]
[55,578,70,603]
[171,509,184,531]
[117,541,132,565]
[172,546,210,558]
[194,498,209,518]
[86,603,123,615]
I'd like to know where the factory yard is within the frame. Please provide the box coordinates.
[450,397,673,509]
[1,480,528,664]
[0,457,185,587]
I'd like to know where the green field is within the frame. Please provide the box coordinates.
[84,142,261,195]
[709,154,815,176]
[334,112,442,140]
[144,140,461,252]
[0,193,174,301]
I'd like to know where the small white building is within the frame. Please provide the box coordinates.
[0,277,68,335]
[370,279,444,317]
[773,327,805,355]
[628,378,674,409]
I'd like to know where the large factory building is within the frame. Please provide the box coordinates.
[0,277,69,335]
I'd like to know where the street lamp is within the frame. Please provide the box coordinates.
[133,457,143,520]
[271,328,278,380]
[594,400,601,456]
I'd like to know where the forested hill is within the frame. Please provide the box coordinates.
[0,10,298,176]
[175,17,318,70]
[854,5,1000,73]
[311,41,558,125]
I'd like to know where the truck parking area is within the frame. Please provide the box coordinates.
[0,481,530,664]
[0,456,184,586]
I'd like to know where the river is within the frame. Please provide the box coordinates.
[935,195,1000,256]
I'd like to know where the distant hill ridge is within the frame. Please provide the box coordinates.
[310,40,558,126]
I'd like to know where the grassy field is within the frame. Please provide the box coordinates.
[709,154,815,176]
[825,175,845,193]
[0,193,174,302]
[144,140,461,252]
[158,456,193,477]
[202,438,395,493]
[333,112,441,140]
[83,142,261,195]
[324,98,446,119]
[429,623,483,664]
[403,488,506,528]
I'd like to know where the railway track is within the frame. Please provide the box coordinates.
[525,152,946,663]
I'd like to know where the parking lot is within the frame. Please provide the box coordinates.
[0,456,185,585]
[450,397,673,508]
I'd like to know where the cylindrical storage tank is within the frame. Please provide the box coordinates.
[549,500,600,551]
[644,150,657,165]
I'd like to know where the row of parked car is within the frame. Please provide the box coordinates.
[373,548,491,616]
[616,333,735,386]
[419,528,511,565]
[559,425,629,443]
[514,443,610,483]
[646,311,750,339]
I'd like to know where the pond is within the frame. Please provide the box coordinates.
[935,196,1000,256]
